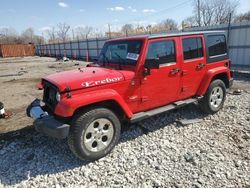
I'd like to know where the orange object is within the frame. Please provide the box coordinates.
[0,44,35,58]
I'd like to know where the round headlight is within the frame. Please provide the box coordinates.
[56,92,61,102]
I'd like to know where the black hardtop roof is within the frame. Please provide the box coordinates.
[108,30,226,42]
[148,30,226,39]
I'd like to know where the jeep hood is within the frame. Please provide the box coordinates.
[43,67,134,92]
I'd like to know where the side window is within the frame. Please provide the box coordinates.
[183,37,203,60]
[207,35,227,57]
[146,40,176,64]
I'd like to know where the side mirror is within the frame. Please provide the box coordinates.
[144,58,160,69]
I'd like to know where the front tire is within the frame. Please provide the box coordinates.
[68,108,121,161]
[199,79,226,114]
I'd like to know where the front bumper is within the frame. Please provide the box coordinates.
[26,99,70,139]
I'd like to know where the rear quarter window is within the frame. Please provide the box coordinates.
[205,33,229,63]
[207,35,227,57]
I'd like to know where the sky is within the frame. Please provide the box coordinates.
[0,0,250,35]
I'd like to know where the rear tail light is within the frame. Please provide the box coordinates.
[225,60,231,69]
[228,60,232,69]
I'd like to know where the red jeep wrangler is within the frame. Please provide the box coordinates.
[27,31,233,161]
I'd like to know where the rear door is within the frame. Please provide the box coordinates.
[139,37,181,111]
[180,35,206,99]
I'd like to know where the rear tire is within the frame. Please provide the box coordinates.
[199,79,226,114]
[68,108,121,161]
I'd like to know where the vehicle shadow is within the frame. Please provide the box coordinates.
[0,104,207,186]
[233,72,250,82]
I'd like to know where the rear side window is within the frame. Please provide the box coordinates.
[146,40,176,64]
[207,35,227,57]
[182,37,203,60]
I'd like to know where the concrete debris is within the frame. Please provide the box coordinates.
[63,57,69,62]
[233,89,242,95]
[0,102,12,119]
[0,102,5,118]
[176,118,203,126]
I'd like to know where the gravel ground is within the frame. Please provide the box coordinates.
[0,80,250,188]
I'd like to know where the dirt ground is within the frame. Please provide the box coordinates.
[0,57,88,134]
[0,57,249,135]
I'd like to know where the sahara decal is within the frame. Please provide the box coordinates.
[81,77,123,88]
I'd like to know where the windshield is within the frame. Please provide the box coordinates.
[98,40,143,66]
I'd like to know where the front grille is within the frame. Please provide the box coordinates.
[43,81,58,111]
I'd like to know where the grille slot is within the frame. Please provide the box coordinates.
[43,81,58,111]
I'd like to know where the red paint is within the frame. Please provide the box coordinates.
[196,64,231,96]
[179,35,207,99]
[41,33,232,118]
[36,82,43,90]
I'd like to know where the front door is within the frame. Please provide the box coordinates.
[139,37,181,111]
[180,35,206,99]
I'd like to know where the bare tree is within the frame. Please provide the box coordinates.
[234,11,250,22]
[35,36,45,45]
[93,28,105,38]
[57,23,70,42]
[74,26,93,39]
[192,0,239,26]
[121,24,134,35]
[0,27,44,45]
[21,28,35,43]
[45,27,56,43]
[146,25,152,34]
[135,25,146,34]
[182,16,198,28]
[159,19,178,31]
[0,27,19,44]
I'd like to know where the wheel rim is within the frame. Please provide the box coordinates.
[83,118,114,152]
[209,86,224,109]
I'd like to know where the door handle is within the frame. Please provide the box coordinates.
[197,63,205,69]
[170,68,181,75]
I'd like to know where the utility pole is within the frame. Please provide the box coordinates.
[198,0,201,27]
[227,13,232,53]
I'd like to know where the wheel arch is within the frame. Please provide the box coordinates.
[55,89,134,119]
[73,99,129,122]
[211,73,229,88]
[197,67,231,96]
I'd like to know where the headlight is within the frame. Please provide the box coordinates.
[56,92,61,102]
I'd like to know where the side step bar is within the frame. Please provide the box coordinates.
[130,98,199,123]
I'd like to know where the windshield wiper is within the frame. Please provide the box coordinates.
[114,52,125,70]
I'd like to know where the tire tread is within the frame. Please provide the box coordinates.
[68,108,120,161]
